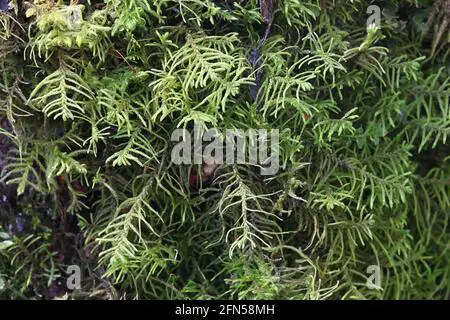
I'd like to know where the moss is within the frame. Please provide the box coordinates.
[0,0,449,300]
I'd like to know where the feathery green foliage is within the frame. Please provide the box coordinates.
[0,0,449,300]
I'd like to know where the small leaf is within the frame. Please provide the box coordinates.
[0,277,5,291]
[0,240,13,250]
[25,7,36,18]
[0,232,10,240]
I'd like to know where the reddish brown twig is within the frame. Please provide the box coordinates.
[110,48,137,74]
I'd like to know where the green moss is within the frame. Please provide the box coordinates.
[0,0,449,299]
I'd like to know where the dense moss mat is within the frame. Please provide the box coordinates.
[0,0,449,299]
